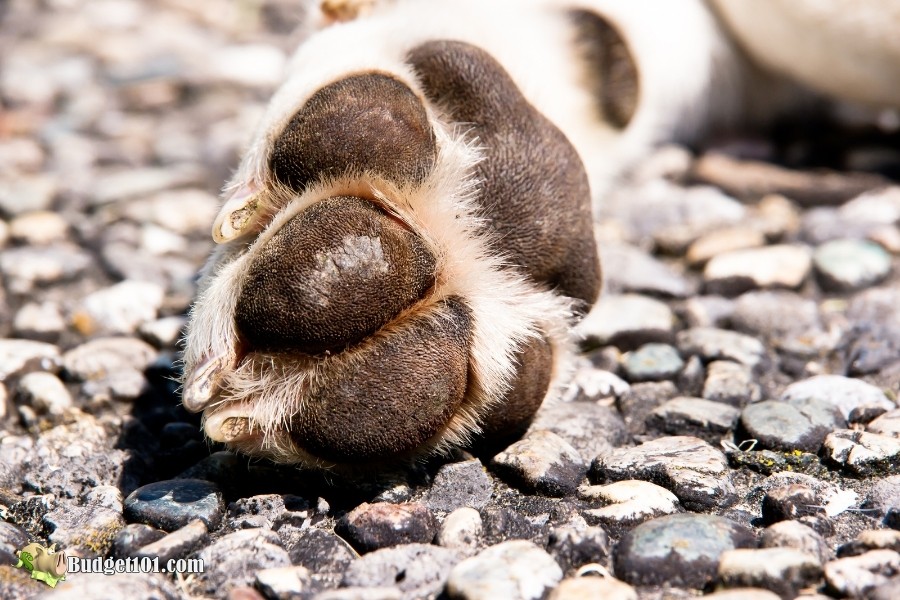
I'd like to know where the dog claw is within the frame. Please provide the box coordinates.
[204,406,255,443]
[212,183,263,243]
[182,353,229,412]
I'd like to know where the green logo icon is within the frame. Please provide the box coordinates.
[14,542,68,588]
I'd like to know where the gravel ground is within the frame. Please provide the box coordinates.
[2,1,900,599]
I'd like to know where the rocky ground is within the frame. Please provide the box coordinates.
[1,1,900,599]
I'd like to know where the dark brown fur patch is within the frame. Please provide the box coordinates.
[407,40,601,310]
[570,8,640,129]
[235,196,436,355]
[290,296,471,462]
[270,73,437,191]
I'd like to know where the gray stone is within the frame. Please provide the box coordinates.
[731,291,821,341]
[823,550,900,598]
[865,475,900,522]
[618,381,679,435]
[717,548,822,599]
[195,528,291,597]
[579,480,681,531]
[600,244,692,298]
[813,239,892,292]
[676,355,706,396]
[868,579,900,600]
[32,573,179,600]
[13,302,65,341]
[839,529,900,557]
[704,245,812,296]
[739,401,834,453]
[336,502,436,553]
[548,576,637,600]
[780,375,895,420]
[761,484,819,524]
[425,459,492,512]
[62,337,157,380]
[687,227,766,266]
[647,396,740,441]
[436,507,483,556]
[529,398,628,459]
[761,521,831,564]
[0,245,91,293]
[284,527,358,588]
[124,479,224,532]
[577,294,674,350]
[43,497,125,558]
[0,339,61,379]
[676,328,767,370]
[614,513,756,589]
[134,519,208,563]
[0,521,29,567]
[490,430,587,497]
[622,343,684,382]
[823,430,900,476]
[591,436,735,510]
[702,361,761,407]
[682,295,735,329]
[138,315,188,348]
[0,174,58,216]
[15,371,72,417]
[75,280,165,335]
[256,566,313,600]
[446,540,563,600]
[343,543,459,600]
[546,525,609,575]
[314,588,401,600]
[112,523,166,559]
[9,210,68,245]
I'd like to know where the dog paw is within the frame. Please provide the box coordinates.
[182,38,600,469]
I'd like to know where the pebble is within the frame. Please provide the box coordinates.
[621,343,684,382]
[676,327,767,370]
[546,525,609,574]
[314,588,401,600]
[600,244,691,298]
[123,479,224,532]
[591,436,735,510]
[0,245,91,293]
[698,590,780,600]
[646,396,740,441]
[32,573,179,599]
[133,519,208,563]
[682,295,735,329]
[716,548,822,599]
[614,513,756,588]
[62,336,156,380]
[548,576,637,600]
[866,476,900,524]
[336,503,436,553]
[676,355,706,396]
[118,190,219,236]
[738,401,834,453]
[822,429,900,476]
[424,459,493,512]
[490,430,587,497]
[617,381,678,435]
[256,566,313,600]
[138,315,187,348]
[702,361,761,407]
[686,227,766,266]
[446,540,563,600]
[823,550,900,598]
[780,375,895,420]
[195,529,291,597]
[285,527,358,587]
[529,398,628,459]
[15,371,72,416]
[13,301,66,341]
[731,291,821,341]
[813,239,892,292]
[0,339,61,379]
[74,280,165,335]
[839,529,900,557]
[761,484,819,523]
[111,523,166,558]
[869,579,900,600]
[579,480,680,531]
[480,507,548,547]
[43,495,126,557]
[9,210,68,244]
[761,520,831,564]
[576,294,674,350]
[0,174,58,216]
[436,507,483,556]
[703,245,812,296]
[343,543,459,600]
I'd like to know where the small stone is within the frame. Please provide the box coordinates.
[62,337,156,380]
[74,280,165,335]
[823,430,900,476]
[731,291,821,341]
[704,245,812,296]
[617,381,679,436]
[717,548,822,599]
[9,210,68,244]
[866,476,900,525]
[124,479,224,532]
[780,375,895,420]
[529,398,628,459]
[761,485,819,524]
[577,294,674,350]
[0,339,61,379]
[13,302,66,341]
[839,529,900,557]
[336,502,436,553]
[866,409,900,438]
[255,566,313,600]
[112,523,166,558]
[591,436,735,510]
[15,371,72,417]
[548,576,637,600]
[546,526,609,575]
[600,244,691,298]
[138,316,187,348]
[614,513,756,589]
[761,521,831,564]
[0,174,57,216]
[579,480,680,531]
[314,588,401,600]
[738,401,834,453]
[0,521,29,567]
[676,355,706,396]
[284,527,358,588]
[0,245,91,293]
[425,459,492,512]
[436,507,483,556]
[682,295,735,329]
[490,430,587,497]
[480,507,548,546]
[343,543,459,599]
[824,550,900,598]
[43,498,125,558]
[195,529,291,597]
[676,327,767,370]
[446,540,563,600]
[814,239,891,292]
[702,361,761,407]
[869,579,900,600]
[30,573,179,599]
[622,343,684,382]
[687,227,766,267]
[133,519,208,563]
[646,396,740,441]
